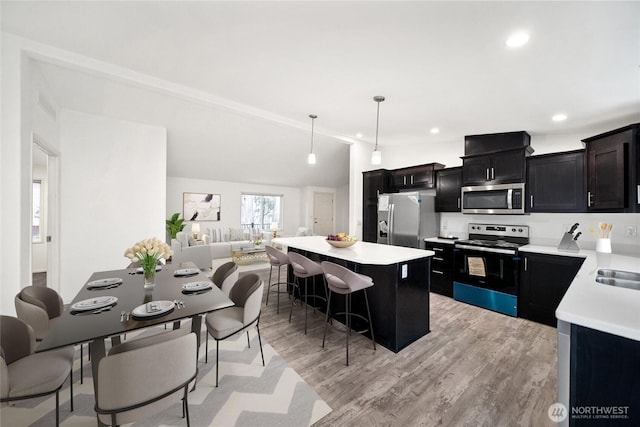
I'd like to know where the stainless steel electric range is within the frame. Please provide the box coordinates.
[453,223,529,316]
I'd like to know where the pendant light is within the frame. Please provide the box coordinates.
[371,96,385,165]
[308,114,317,164]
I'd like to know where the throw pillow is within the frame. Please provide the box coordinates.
[188,236,198,246]
[228,227,245,241]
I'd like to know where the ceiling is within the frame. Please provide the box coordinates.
[3,1,639,188]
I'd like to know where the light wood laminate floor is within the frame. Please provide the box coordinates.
[256,270,558,427]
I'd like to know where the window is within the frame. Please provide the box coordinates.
[240,194,282,231]
[32,180,42,243]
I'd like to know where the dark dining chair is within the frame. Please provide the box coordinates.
[0,315,74,426]
[14,286,79,390]
[212,261,239,295]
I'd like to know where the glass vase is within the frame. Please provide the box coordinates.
[143,267,156,289]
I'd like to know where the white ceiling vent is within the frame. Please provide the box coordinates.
[37,91,57,122]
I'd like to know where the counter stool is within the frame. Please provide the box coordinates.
[288,252,328,334]
[265,245,294,314]
[321,261,376,366]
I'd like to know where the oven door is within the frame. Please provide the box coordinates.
[453,246,520,295]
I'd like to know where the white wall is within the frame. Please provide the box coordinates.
[59,110,167,302]
[166,177,303,238]
[335,183,349,233]
[1,35,35,315]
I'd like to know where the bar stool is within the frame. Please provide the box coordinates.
[288,252,328,334]
[265,245,293,314]
[321,261,376,366]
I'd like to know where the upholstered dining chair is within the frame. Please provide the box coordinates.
[14,286,79,391]
[0,315,74,426]
[204,273,265,387]
[95,331,198,426]
[212,261,239,295]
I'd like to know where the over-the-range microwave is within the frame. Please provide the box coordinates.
[461,182,526,214]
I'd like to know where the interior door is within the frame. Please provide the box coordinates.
[313,192,334,236]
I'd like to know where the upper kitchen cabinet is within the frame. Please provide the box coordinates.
[462,148,532,186]
[464,131,531,156]
[583,124,639,213]
[435,167,462,212]
[390,163,445,191]
[526,150,586,213]
[362,169,391,243]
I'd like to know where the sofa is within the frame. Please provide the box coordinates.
[170,228,272,270]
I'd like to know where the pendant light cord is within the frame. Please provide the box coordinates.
[374,102,380,151]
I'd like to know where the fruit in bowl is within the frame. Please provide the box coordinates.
[326,233,357,248]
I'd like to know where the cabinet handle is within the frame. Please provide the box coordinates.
[457,197,461,209]
[486,168,490,181]
[432,270,444,275]
[404,176,407,185]
[530,194,534,208]
[433,257,444,262]
[411,175,414,185]
[524,257,528,271]
[587,191,593,207]
[432,247,444,252]
[491,167,495,180]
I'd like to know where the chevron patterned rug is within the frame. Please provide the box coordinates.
[0,328,331,426]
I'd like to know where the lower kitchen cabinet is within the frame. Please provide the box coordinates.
[425,241,454,297]
[519,252,585,327]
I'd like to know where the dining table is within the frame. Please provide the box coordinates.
[36,261,233,422]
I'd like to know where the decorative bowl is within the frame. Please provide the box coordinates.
[326,239,357,248]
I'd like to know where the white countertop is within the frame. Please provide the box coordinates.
[272,236,434,265]
[522,244,640,341]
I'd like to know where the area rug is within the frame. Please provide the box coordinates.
[0,329,331,426]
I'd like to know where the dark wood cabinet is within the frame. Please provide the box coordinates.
[464,131,531,156]
[569,324,640,427]
[583,124,639,212]
[526,150,586,213]
[424,241,454,297]
[390,163,444,191]
[362,169,391,243]
[435,167,462,212]
[462,148,530,186]
[519,252,584,327]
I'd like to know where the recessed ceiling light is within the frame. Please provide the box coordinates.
[552,113,567,122]
[506,31,529,48]
[430,128,440,134]
[356,133,363,138]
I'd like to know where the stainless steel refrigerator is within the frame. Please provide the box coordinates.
[377,191,439,248]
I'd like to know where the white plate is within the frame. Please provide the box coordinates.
[174,268,200,277]
[182,281,213,292]
[131,300,175,318]
[86,277,123,289]
[136,265,163,273]
[71,296,118,311]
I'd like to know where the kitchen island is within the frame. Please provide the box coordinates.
[272,236,434,352]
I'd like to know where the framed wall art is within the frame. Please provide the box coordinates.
[183,192,221,221]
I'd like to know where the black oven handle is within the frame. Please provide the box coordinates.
[455,244,517,256]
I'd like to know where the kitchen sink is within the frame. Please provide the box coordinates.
[596,269,640,291]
